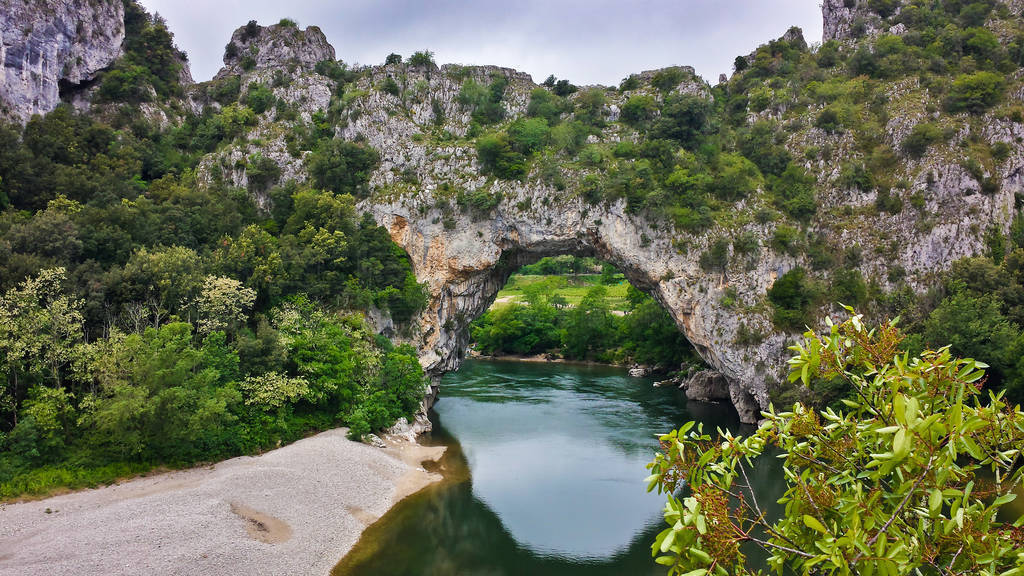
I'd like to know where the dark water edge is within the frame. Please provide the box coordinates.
[332,359,751,576]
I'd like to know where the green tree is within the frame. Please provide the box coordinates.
[195,276,257,336]
[306,140,380,198]
[476,133,526,179]
[646,312,1024,575]
[947,71,1006,113]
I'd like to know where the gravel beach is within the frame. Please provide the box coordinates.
[0,428,445,576]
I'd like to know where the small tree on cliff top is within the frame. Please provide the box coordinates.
[646,308,1024,575]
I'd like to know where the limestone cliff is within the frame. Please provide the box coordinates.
[217,21,335,80]
[4,0,1024,424]
[183,2,1024,422]
[0,0,124,122]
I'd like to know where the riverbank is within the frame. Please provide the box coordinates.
[0,429,445,576]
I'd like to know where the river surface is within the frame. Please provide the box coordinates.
[333,359,759,576]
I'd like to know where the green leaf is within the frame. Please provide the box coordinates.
[654,555,676,566]
[928,488,942,517]
[991,493,1017,507]
[681,570,708,576]
[803,514,828,533]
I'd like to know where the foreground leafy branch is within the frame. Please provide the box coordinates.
[647,309,1024,575]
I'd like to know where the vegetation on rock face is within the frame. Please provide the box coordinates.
[647,311,1024,575]
[2,0,1024,511]
[470,258,700,369]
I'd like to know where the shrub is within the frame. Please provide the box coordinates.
[947,71,1005,114]
[714,153,762,202]
[647,312,1024,575]
[651,67,686,91]
[552,79,577,97]
[771,225,801,256]
[814,106,843,133]
[243,82,275,114]
[208,75,241,105]
[306,140,381,197]
[385,53,402,65]
[506,118,550,155]
[767,266,815,330]
[408,50,435,68]
[771,165,817,221]
[245,154,280,191]
[574,88,607,127]
[619,75,640,91]
[699,238,730,272]
[620,94,657,126]
[381,76,401,98]
[526,88,565,125]
[901,122,944,158]
[838,162,874,191]
[830,268,868,306]
[476,133,526,180]
[650,94,713,149]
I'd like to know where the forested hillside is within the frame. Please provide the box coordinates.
[0,4,428,498]
[2,0,1024,496]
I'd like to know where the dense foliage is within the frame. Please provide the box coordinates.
[647,311,1024,575]
[470,264,699,369]
[0,3,431,498]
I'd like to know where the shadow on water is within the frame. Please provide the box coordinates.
[333,360,779,576]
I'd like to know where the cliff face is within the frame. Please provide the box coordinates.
[183,3,1023,422]
[4,0,1024,423]
[0,0,124,122]
[217,21,335,80]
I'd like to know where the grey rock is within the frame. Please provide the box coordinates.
[0,0,124,122]
[217,22,334,80]
[366,434,387,448]
[680,370,731,402]
[628,365,651,377]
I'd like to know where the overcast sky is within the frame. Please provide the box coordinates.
[138,0,823,86]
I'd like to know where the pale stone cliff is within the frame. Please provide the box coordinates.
[0,0,124,122]
[3,1,1023,423]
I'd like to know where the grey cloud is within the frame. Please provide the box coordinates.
[140,0,822,85]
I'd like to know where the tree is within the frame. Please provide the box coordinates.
[0,268,84,406]
[947,71,1005,114]
[408,50,435,68]
[646,311,1024,575]
[306,139,380,198]
[195,276,257,336]
[650,94,713,149]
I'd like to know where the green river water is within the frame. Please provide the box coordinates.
[333,359,771,576]
[332,359,1024,575]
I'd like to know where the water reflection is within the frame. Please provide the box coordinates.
[334,360,750,576]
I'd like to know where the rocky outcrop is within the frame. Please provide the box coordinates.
[9,3,1021,425]
[680,370,731,403]
[217,21,334,80]
[0,0,125,122]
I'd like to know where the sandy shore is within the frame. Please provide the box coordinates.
[0,429,444,576]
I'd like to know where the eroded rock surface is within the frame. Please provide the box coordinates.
[0,0,124,122]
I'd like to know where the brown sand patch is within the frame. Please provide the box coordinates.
[382,438,446,503]
[345,506,376,526]
[230,502,292,544]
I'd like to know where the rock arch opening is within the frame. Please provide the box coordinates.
[465,254,700,367]
[367,196,773,424]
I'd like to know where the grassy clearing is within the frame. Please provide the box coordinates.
[492,274,630,311]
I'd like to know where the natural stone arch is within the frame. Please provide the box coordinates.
[362,185,779,423]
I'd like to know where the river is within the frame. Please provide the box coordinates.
[333,359,759,576]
